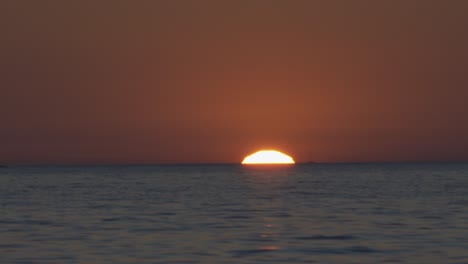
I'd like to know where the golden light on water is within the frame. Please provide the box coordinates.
[241,150,295,165]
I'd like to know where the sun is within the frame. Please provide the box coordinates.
[242,150,295,165]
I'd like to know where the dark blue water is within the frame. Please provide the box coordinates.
[1,163,468,263]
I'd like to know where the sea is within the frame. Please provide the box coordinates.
[1,163,468,264]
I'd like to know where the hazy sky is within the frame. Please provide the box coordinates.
[1,0,468,164]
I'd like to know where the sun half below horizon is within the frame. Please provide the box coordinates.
[242,150,295,165]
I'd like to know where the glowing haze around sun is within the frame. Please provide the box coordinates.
[242,150,295,164]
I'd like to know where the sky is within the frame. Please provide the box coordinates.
[1,0,468,164]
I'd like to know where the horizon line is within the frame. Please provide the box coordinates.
[1,160,467,167]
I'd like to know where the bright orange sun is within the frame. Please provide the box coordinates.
[242,150,295,165]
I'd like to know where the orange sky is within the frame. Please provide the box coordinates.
[1,1,468,164]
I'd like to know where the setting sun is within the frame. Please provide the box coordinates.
[242,150,295,165]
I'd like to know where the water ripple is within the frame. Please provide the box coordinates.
[294,235,357,241]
